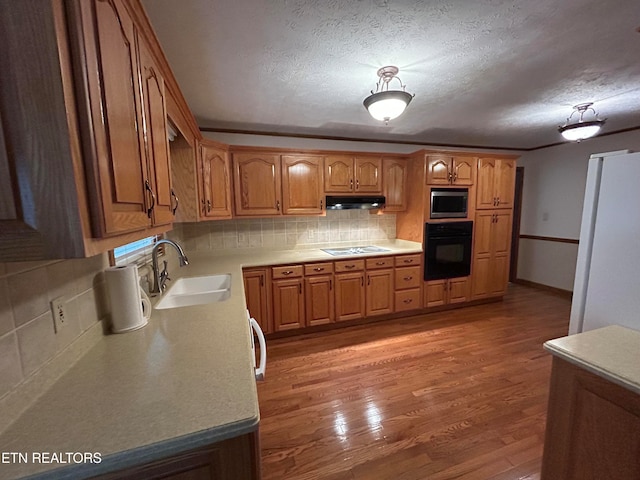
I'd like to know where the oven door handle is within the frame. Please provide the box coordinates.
[249,317,267,381]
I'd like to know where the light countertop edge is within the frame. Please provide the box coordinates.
[0,240,423,479]
[543,325,640,396]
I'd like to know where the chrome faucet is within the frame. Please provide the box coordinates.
[151,239,189,294]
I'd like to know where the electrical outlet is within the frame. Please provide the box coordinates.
[50,296,67,333]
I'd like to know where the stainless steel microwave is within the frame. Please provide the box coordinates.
[430,188,468,219]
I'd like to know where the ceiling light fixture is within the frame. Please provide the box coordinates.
[363,66,414,124]
[558,103,606,142]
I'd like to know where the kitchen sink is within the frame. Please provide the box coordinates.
[321,245,391,256]
[154,274,231,310]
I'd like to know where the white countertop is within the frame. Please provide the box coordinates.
[544,325,640,395]
[0,240,422,479]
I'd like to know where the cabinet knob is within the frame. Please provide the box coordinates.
[376,261,385,266]
[350,179,353,190]
[404,276,413,281]
[207,200,212,213]
[282,270,293,275]
[313,267,324,272]
[403,299,412,304]
[403,259,413,263]
[276,200,280,211]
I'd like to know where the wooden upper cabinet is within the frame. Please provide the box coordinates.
[282,155,324,215]
[476,158,516,209]
[138,37,174,227]
[354,156,382,193]
[426,155,475,185]
[200,141,233,219]
[233,153,282,216]
[382,158,407,211]
[325,155,354,192]
[325,155,382,194]
[75,0,151,236]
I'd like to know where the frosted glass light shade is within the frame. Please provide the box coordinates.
[364,91,413,122]
[559,121,604,141]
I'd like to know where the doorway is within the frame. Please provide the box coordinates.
[509,167,524,282]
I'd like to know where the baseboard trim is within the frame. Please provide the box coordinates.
[513,279,573,299]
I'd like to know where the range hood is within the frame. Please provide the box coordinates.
[325,196,385,210]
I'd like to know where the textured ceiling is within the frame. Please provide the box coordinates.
[142,0,640,150]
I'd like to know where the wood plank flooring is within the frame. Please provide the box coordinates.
[257,284,571,480]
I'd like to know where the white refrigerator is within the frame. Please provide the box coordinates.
[569,150,640,334]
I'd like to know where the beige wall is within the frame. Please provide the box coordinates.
[0,255,109,400]
[517,130,640,290]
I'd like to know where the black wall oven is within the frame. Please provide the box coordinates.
[424,221,473,281]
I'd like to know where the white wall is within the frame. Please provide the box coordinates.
[517,129,640,290]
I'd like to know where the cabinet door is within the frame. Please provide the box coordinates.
[495,159,516,208]
[325,155,354,193]
[201,143,232,219]
[425,280,447,308]
[493,211,513,256]
[489,254,510,296]
[335,272,365,321]
[451,156,475,185]
[471,256,492,298]
[473,211,495,257]
[426,155,452,185]
[282,155,324,215]
[476,158,497,209]
[355,157,382,193]
[395,266,421,290]
[233,153,281,216]
[448,277,470,304]
[81,0,150,236]
[243,269,271,334]
[382,158,407,211]
[272,278,305,331]
[138,39,174,227]
[366,269,394,316]
[305,275,334,326]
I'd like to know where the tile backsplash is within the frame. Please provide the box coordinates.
[178,210,397,252]
[0,255,109,400]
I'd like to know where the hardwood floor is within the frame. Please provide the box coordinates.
[257,284,571,480]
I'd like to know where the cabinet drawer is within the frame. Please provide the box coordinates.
[304,262,334,276]
[395,266,421,290]
[334,259,365,272]
[395,289,421,312]
[395,254,422,267]
[272,265,303,279]
[366,257,394,270]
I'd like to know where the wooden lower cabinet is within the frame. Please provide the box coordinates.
[395,289,421,312]
[471,210,512,299]
[541,358,640,480]
[335,272,366,322]
[305,275,334,326]
[365,269,394,316]
[93,431,260,479]
[272,278,305,331]
[243,269,272,334]
[424,277,469,308]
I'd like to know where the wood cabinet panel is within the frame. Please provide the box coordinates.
[426,277,470,307]
[304,262,334,276]
[541,358,640,480]
[395,254,421,267]
[451,156,475,185]
[282,155,324,214]
[233,153,281,216]
[243,268,271,334]
[382,158,407,211]
[366,257,394,270]
[394,266,421,290]
[426,155,452,185]
[495,159,516,208]
[476,158,516,209]
[335,272,365,321]
[424,280,447,308]
[471,209,511,299]
[324,155,354,193]
[305,275,334,326]
[427,155,475,186]
[334,259,365,272]
[476,158,497,209]
[272,278,305,331]
[354,157,382,193]
[447,277,470,304]
[272,265,304,279]
[200,142,232,219]
[366,269,394,316]
[394,289,421,312]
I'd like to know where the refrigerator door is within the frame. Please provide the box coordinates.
[572,151,640,333]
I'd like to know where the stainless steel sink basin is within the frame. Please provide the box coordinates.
[154,274,231,310]
[321,245,391,256]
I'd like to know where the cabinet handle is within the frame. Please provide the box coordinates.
[367,275,371,286]
[170,189,179,215]
[453,172,457,182]
[403,299,413,304]
[403,259,413,263]
[260,275,264,287]
[145,180,155,218]
[276,200,280,211]
[448,171,453,182]
[299,283,302,294]
[376,261,385,266]
[496,196,501,205]
[313,267,324,272]
[207,200,212,213]
[350,179,353,190]
[282,270,293,275]
[344,264,355,269]
[404,276,413,281]
[356,179,359,189]
[320,199,323,210]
